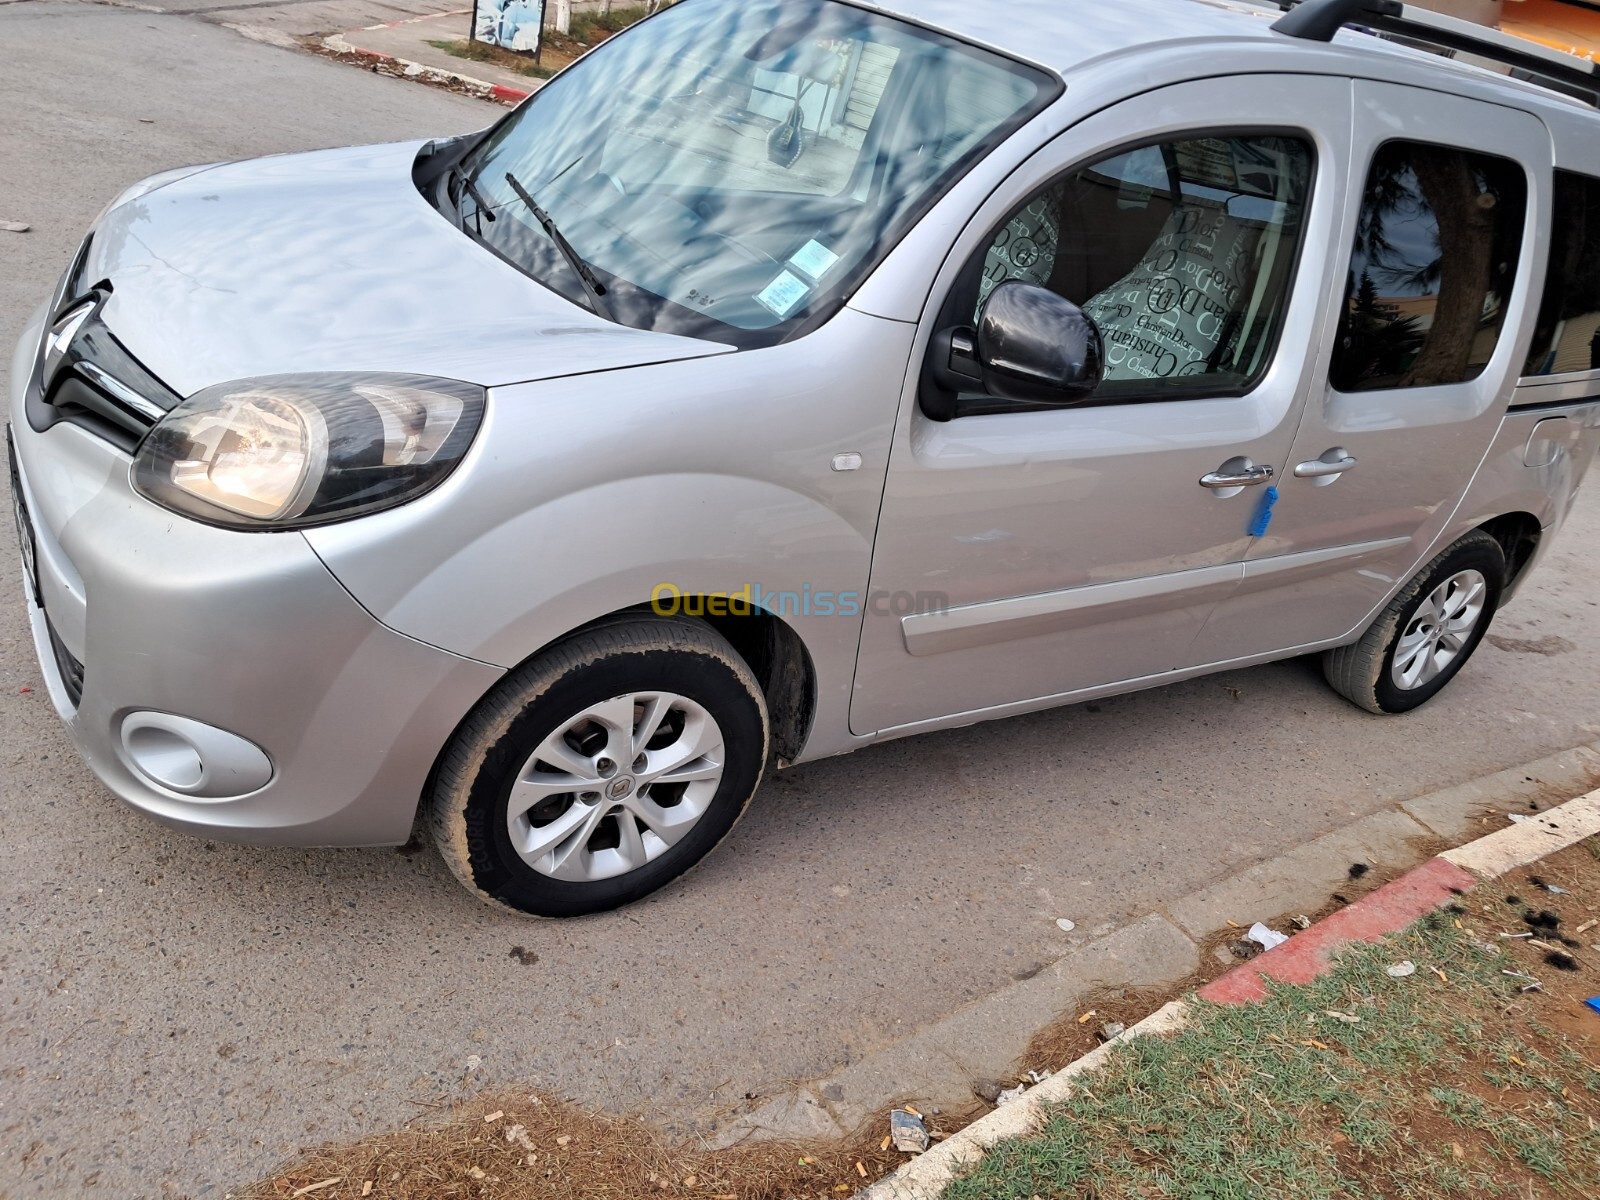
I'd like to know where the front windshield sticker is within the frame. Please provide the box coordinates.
[756,271,811,318]
[789,239,841,282]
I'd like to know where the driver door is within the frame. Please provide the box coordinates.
[850,77,1353,734]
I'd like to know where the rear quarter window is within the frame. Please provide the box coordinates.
[1330,141,1527,392]
[1525,169,1600,377]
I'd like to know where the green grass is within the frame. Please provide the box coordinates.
[943,917,1600,1200]
[425,39,554,79]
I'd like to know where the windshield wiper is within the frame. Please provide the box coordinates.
[451,164,498,236]
[503,170,615,322]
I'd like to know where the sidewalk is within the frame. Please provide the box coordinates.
[865,788,1600,1198]
[325,9,546,100]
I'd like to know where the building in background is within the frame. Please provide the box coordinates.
[1407,0,1600,59]
[1501,0,1600,60]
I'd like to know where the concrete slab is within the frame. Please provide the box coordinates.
[782,914,1197,1135]
[1402,742,1600,839]
[1164,808,1436,940]
[1444,789,1600,877]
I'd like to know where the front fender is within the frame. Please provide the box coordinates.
[305,309,915,761]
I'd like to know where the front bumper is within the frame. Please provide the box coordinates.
[8,314,503,846]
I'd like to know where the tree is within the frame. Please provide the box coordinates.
[1340,144,1522,389]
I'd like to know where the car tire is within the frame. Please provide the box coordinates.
[428,616,770,917]
[1322,530,1505,715]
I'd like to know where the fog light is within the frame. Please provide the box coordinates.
[118,712,274,799]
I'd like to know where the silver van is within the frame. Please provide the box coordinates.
[11,0,1600,915]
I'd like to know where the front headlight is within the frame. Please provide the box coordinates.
[131,373,485,529]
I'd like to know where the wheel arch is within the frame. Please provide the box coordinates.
[1476,510,1542,589]
[582,600,820,768]
[426,599,821,803]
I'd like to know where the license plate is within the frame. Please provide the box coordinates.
[7,428,43,609]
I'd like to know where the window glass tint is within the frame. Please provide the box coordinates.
[1331,141,1526,392]
[465,0,1052,344]
[1525,170,1600,376]
[973,135,1314,399]
[600,37,1038,200]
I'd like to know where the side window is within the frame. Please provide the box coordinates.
[967,134,1314,399]
[1331,141,1527,392]
[1525,170,1600,377]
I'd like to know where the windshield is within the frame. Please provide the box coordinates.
[459,0,1054,346]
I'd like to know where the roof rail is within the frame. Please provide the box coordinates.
[1271,0,1600,106]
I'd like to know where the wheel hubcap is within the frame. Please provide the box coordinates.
[1390,569,1488,692]
[506,692,725,882]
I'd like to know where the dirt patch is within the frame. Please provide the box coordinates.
[239,1097,923,1199]
[1488,633,1579,656]
[1494,840,1600,1018]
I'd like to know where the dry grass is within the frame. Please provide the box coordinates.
[237,1093,914,1200]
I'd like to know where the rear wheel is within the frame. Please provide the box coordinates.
[1322,530,1504,715]
[428,617,769,917]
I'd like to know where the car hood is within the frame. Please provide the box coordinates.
[85,140,732,397]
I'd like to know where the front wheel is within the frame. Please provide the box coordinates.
[1322,530,1505,715]
[428,617,769,917]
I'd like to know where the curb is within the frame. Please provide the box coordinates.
[1195,856,1479,1005]
[860,785,1600,1200]
[709,740,1600,1148]
[321,30,534,103]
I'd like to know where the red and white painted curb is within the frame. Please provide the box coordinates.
[323,12,535,104]
[863,788,1600,1199]
[1203,792,1600,1004]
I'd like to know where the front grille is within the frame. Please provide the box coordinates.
[46,373,158,453]
[27,293,180,454]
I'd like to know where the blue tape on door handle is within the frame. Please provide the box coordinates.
[1248,486,1279,538]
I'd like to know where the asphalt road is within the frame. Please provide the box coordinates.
[4,6,1600,1196]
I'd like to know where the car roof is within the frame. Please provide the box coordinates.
[863,0,1284,73]
[858,0,1597,115]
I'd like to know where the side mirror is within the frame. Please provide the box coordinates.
[976,281,1104,405]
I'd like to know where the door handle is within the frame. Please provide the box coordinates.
[1199,464,1274,489]
[1293,451,1358,481]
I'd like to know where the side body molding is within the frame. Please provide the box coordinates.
[901,538,1410,658]
[902,564,1242,658]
